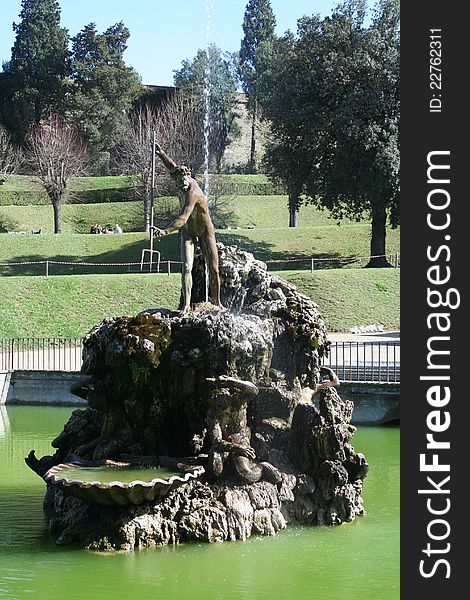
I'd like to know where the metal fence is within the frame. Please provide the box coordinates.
[1,337,400,383]
[323,341,400,383]
[0,338,83,372]
[265,252,401,272]
[0,259,182,277]
[0,253,400,277]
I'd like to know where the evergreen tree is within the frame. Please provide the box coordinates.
[258,0,399,265]
[239,0,276,171]
[0,0,70,143]
[70,22,142,172]
[174,45,239,172]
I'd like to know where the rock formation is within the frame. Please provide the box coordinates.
[26,244,368,550]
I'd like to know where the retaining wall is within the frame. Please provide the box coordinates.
[1,371,399,424]
[1,371,86,406]
[339,382,400,424]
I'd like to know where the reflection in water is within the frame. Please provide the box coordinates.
[0,406,399,600]
[0,405,10,438]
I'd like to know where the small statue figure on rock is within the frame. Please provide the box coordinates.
[206,375,282,485]
[152,143,222,313]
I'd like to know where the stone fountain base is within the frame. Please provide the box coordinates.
[27,245,368,550]
[44,388,365,551]
[45,479,285,550]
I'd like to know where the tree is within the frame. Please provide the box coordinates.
[157,92,206,176]
[0,0,70,143]
[174,45,239,172]
[70,22,142,172]
[239,0,276,171]
[0,125,21,177]
[258,0,399,265]
[256,30,308,226]
[115,93,206,231]
[25,115,88,233]
[115,104,158,231]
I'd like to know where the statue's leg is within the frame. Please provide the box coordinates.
[200,234,221,307]
[180,228,194,312]
[260,462,283,484]
[232,455,263,484]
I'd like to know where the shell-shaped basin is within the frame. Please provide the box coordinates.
[44,460,205,506]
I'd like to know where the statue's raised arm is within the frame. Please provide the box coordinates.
[155,142,178,171]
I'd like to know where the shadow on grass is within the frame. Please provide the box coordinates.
[0,236,180,277]
[217,232,358,271]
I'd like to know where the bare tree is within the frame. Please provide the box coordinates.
[115,104,159,231]
[0,125,21,179]
[157,91,205,176]
[116,92,205,231]
[26,115,88,233]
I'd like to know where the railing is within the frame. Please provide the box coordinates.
[0,338,400,383]
[0,259,183,277]
[323,341,400,383]
[265,253,400,271]
[0,253,400,276]
[0,338,83,372]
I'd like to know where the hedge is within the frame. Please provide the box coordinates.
[0,180,286,207]
[0,187,139,206]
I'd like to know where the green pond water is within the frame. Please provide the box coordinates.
[0,405,399,600]
[56,465,185,484]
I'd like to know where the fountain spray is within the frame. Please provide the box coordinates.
[203,0,213,302]
[203,0,213,203]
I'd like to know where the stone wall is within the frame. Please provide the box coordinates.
[221,93,269,172]
[1,370,399,424]
[2,371,85,406]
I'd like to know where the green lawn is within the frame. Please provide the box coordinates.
[0,194,400,272]
[0,220,400,276]
[0,268,399,338]
[0,195,366,233]
[0,232,151,276]
[0,273,181,338]
[0,202,145,234]
[278,269,400,332]
[0,186,400,336]
[0,173,267,193]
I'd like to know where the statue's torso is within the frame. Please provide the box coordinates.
[178,181,214,239]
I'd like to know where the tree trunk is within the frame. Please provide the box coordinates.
[289,194,299,228]
[52,198,62,234]
[365,205,392,267]
[249,104,257,173]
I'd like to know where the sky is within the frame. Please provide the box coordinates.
[0,0,346,86]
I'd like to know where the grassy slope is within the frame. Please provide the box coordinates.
[0,202,145,234]
[0,224,400,275]
[0,196,365,233]
[0,268,399,338]
[0,274,181,337]
[279,269,400,332]
[0,188,400,335]
[0,194,400,274]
